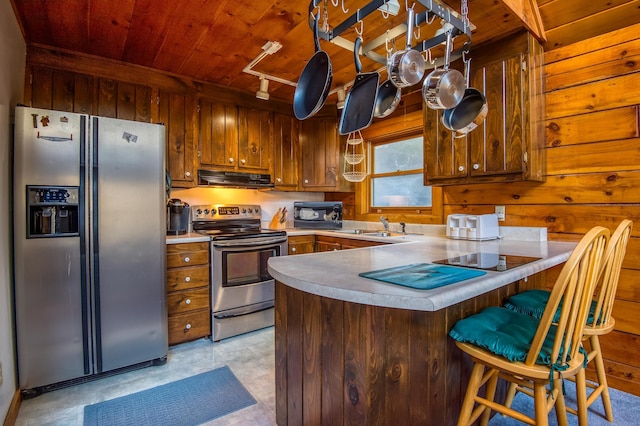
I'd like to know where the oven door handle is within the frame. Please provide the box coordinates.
[212,236,287,248]
[213,301,274,319]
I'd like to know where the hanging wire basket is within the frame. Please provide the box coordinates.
[346,130,364,145]
[344,153,365,164]
[342,171,368,182]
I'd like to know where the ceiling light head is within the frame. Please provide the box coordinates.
[336,87,346,109]
[256,77,270,101]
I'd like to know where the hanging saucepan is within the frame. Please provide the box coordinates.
[442,57,488,137]
[339,36,380,135]
[422,29,465,110]
[387,7,425,88]
[293,12,333,120]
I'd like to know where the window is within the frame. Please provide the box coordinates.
[370,135,432,208]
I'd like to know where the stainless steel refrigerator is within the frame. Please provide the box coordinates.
[13,106,168,395]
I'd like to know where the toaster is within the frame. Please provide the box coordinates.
[447,213,499,241]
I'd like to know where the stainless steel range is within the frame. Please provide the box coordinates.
[191,204,287,341]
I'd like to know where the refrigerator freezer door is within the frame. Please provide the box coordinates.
[90,116,168,373]
[13,107,90,389]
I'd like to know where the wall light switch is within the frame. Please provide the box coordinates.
[495,205,505,221]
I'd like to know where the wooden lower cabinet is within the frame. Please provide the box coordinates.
[314,234,389,251]
[287,235,315,255]
[166,241,211,345]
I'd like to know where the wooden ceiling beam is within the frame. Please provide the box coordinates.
[498,0,547,42]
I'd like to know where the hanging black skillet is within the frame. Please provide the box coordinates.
[441,57,488,137]
[339,36,380,135]
[293,12,333,120]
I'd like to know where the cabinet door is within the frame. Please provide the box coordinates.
[288,235,315,255]
[199,99,238,170]
[159,92,195,186]
[423,106,468,185]
[468,54,525,177]
[237,107,272,172]
[274,113,299,190]
[315,241,341,252]
[300,116,339,190]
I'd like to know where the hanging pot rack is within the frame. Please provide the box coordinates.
[307,0,475,66]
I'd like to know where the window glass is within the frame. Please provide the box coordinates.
[370,135,431,208]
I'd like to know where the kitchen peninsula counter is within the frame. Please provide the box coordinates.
[268,236,576,425]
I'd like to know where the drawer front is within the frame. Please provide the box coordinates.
[166,250,209,268]
[167,265,209,292]
[167,241,209,253]
[167,287,210,315]
[168,309,210,345]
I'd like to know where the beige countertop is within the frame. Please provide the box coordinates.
[268,235,576,312]
[165,233,210,244]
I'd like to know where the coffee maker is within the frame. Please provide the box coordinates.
[167,198,190,235]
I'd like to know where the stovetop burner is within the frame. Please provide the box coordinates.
[190,204,287,240]
[432,253,541,272]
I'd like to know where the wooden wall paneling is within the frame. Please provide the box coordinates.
[343,302,368,424]
[159,92,195,186]
[443,205,640,236]
[320,297,344,425]
[545,73,640,120]
[540,0,640,50]
[545,106,639,148]
[384,308,411,423]
[612,300,640,335]
[444,172,640,205]
[546,139,640,175]
[97,78,117,118]
[116,81,136,121]
[134,84,152,122]
[73,74,94,114]
[286,286,303,425]
[545,42,640,92]
[594,358,640,397]
[51,70,75,112]
[302,293,322,424]
[274,282,288,426]
[30,66,53,109]
[407,309,434,424]
[617,268,640,302]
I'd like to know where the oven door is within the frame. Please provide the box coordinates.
[211,236,287,313]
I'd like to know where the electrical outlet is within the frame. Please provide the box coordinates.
[495,205,505,221]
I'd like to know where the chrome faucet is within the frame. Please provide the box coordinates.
[380,216,389,232]
[400,222,406,234]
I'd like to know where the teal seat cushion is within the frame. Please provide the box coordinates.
[504,289,601,325]
[449,306,559,365]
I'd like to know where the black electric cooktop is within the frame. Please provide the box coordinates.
[432,253,542,272]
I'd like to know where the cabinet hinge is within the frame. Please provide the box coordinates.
[29,73,32,85]
[523,151,528,163]
[156,96,160,105]
[197,105,201,113]
[521,60,527,72]
[197,150,201,158]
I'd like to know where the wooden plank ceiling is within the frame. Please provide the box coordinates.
[10,0,640,102]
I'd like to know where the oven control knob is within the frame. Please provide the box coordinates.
[203,209,209,215]
[196,208,202,215]
[247,208,253,213]
[242,208,247,213]
[211,208,217,216]
[255,207,260,214]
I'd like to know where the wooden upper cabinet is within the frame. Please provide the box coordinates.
[159,92,196,187]
[424,31,545,185]
[273,113,299,190]
[299,114,351,192]
[199,100,272,174]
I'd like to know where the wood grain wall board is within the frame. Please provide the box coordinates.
[545,106,639,148]
[87,1,136,60]
[274,282,288,426]
[537,0,633,32]
[599,330,640,372]
[545,44,640,92]
[617,269,640,302]
[73,74,94,114]
[320,297,344,425]
[51,70,75,112]
[545,72,640,120]
[285,285,303,425]
[444,171,640,205]
[97,79,117,118]
[612,300,640,335]
[545,138,640,176]
[592,358,640,397]
[30,67,53,109]
[303,293,322,423]
[384,308,412,423]
[443,204,640,237]
[540,0,640,50]
[544,21,640,65]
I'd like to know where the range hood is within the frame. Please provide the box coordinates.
[197,170,274,189]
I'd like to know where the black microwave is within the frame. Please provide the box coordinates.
[293,202,342,229]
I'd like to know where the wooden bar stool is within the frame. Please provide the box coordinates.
[449,226,609,426]
[503,219,632,423]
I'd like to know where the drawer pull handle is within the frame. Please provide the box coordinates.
[185,323,191,330]
[185,276,191,282]
[291,247,297,253]
[185,298,191,305]
[184,257,190,263]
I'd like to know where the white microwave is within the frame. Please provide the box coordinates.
[293,202,342,229]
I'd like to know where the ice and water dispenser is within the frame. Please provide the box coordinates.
[26,186,79,237]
